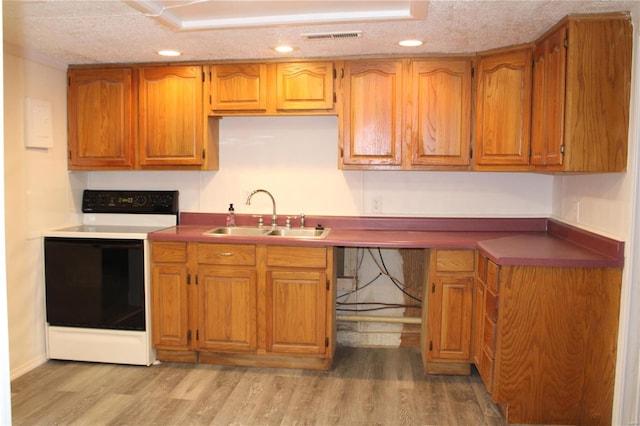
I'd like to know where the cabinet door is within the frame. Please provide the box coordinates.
[266,270,327,355]
[531,26,567,166]
[428,276,474,361]
[276,62,334,111]
[138,65,204,167]
[411,59,471,166]
[67,68,135,170]
[151,264,190,349]
[210,64,267,112]
[563,17,631,173]
[340,60,403,167]
[475,47,532,168]
[197,266,257,352]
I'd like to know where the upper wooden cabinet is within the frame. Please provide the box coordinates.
[276,62,334,111]
[474,46,533,170]
[67,13,632,174]
[67,68,135,170]
[531,26,567,168]
[210,63,267,112]
[138,65,205,168]
[68,65,218,171]
[208,61,336,115]
[531,14,632,172]
[410,59,472,167]
[340,60,404,168]
[340,58,472,170]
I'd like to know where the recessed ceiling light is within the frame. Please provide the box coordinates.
[399,39,423,47]
[274,45,294,53]
[158,49,181,57]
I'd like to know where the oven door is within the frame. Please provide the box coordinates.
[44,237,145,331]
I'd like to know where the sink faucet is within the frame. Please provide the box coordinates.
[246,189,277,227]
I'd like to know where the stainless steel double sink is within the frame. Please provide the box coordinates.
[203,226,330,239]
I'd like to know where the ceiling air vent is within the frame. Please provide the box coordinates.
[301,31,362,40]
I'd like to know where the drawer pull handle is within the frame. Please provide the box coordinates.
[218,252,234,257]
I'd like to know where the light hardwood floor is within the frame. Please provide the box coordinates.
[11,347,508,425]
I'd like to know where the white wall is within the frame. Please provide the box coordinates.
[88,116,554,218]
[3,48,86,380]
[0,16,13,424]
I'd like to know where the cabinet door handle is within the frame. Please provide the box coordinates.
[218,252,234,257]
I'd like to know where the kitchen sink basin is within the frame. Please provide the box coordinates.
[203,226,330,239]
[203,226,271,236]
[267,227,331,238]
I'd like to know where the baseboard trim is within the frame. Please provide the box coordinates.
[11,355,48,380]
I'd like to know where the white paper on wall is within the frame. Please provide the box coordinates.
[24,97,53,149]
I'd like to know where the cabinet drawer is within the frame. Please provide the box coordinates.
[152,241,187,263]
[486,260,499,292]
[477,252,488,283]
[482,316,497,357]
[435,250,475,273]
[267,246,327,268]
[479,348,494,393]
[484,287,498,322]
[197,243,256,266]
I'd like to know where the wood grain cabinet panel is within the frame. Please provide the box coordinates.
[471,274,484,367]
[67,68,135,170]
[138,65,204,167]
[266,270,328,355]
[209,62,335,115]
[210,64,267,112]
[474,46,532,169]
[473,253,491,389]
[428,275,474,360]
[151,242,191,352]
[531,25,566,167]
[151,264,189,349]
[69,65,217,171]
[197,266,257,353]
[531,14,632,172]
[151,242,335,370]
[477,260,622,425]
[424,249,475,374]
[276,62,334,111]
[410,59,471,167]
[197,243,256,266]
[340,60,404,168]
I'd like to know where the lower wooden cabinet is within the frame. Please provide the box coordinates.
[474,252,622,425]
[150,241,191,354]
[150,241,336,370]
[473,254,498,393]
[266,270,328,354]
[197,265,257,353]
[423,249,475,375]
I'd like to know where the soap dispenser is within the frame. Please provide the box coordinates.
[226,203,236,227]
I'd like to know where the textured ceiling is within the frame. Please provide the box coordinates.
[2,0,638,66]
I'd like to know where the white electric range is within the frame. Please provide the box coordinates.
[42,190,179,365]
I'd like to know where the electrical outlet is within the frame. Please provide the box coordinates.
[372,196,382,213]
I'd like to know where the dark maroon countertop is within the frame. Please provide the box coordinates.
[148,213,624,268]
